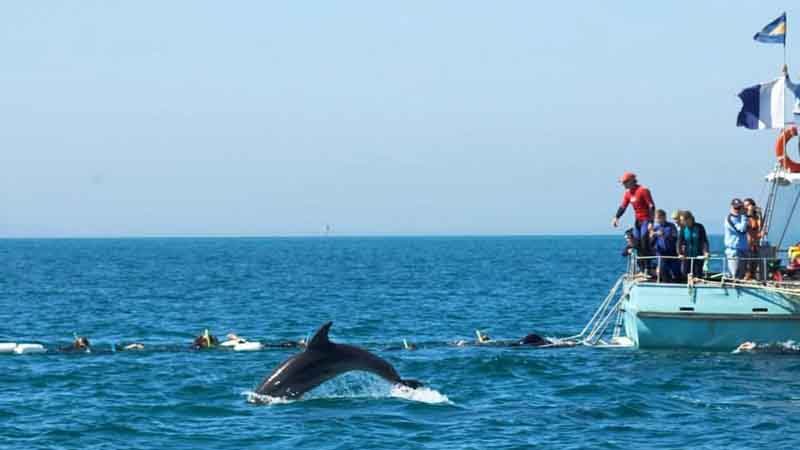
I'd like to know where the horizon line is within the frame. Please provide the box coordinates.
[0,232,725,240]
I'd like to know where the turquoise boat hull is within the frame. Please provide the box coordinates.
[622,281,800,350]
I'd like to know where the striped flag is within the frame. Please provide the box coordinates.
[736,77,786,130]
[754,13,787,44]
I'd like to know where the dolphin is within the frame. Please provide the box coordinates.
[254,321,423,399]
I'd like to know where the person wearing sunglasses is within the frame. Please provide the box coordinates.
[724,198,749,279]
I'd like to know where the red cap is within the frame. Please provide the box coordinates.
[619,172,636,183]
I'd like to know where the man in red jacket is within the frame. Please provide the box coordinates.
[612,172,655,271]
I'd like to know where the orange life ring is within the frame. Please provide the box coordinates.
[776,127,800,173]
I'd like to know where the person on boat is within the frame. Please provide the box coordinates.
[612,172,655,273]
[621,229,637,257]
[649,209,681,282]
[676,211,709,279]
[724,198,749,279]
[742,198,764,281]
[671,210,685,234]
[192,329,218,349]
[788,244,800,271]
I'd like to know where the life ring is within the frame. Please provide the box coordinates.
[776,127,800,172]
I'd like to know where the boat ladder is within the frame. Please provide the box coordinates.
[557,274,634,348]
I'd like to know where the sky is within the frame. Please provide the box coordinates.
[1,1,799,237]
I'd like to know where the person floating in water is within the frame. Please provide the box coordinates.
[516,333,551,346]
[385,339,418,352]
[475,330,491,344]
[122,343,145,350]
[273,338,306,349]
[192,329,218,349]
[220,333,247,347]
[61,335,91,352]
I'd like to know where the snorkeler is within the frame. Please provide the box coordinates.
[220,333,247,347]
[61,335,91,352]
[122,343,145,350]
[516,333,552,347]
[192,329,218,349]
[476,330,491,344]
[275,338,306,349]
[384,339,418,352]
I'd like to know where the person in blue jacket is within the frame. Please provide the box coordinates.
[724,198,749,279]
[649,209,681,282]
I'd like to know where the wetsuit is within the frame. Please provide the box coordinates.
[677,223,709,278]
[616,184,655,269]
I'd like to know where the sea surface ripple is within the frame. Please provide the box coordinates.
[1,236,799,449]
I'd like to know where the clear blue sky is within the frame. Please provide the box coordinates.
[1,1,797,237]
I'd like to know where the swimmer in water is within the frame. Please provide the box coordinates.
[122,343,145,350]
[516,333,552,347]
[276,338,306,348]
[220,333,247,347]
[192,329,218,349]
[61,335,91,352]
[475,330,491,344]
[385,339,418,352]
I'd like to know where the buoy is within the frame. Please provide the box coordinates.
[13,344,46,354]
[233,342,263,352]
[0,343,17,353]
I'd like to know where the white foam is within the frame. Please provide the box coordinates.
[244,372,451,406]
[390,385,451,405]
[243,391,295,405]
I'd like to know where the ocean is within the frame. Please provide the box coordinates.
[1,236,798,449]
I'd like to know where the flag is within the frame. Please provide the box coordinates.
[754,13,787,44]
[736,77,786,129]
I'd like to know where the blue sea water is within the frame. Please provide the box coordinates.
[2,236,799,449]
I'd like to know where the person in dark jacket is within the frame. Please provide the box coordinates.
[677,211,710,279]
[649,209,681,282]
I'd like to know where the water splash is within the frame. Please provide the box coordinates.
[243,391,295,405]
[390,385,451,405]
[244,372,450,405]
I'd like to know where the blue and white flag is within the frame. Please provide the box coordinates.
[736,77,785,130]
[754,13,787,44]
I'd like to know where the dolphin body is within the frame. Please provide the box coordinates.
[254,321,423,399]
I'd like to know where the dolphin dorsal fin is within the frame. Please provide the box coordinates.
[307,321,333,350]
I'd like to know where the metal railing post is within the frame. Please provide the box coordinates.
[657,257,662,283]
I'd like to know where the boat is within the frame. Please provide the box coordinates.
[621,255,800,350]
[576,19,800,351]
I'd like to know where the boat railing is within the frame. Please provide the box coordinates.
[627,254,785,284]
